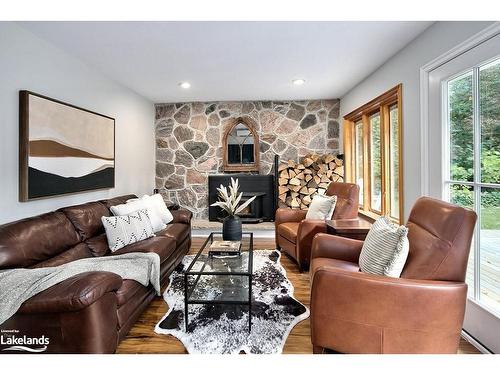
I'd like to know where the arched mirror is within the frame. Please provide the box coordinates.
[222,117,260,172]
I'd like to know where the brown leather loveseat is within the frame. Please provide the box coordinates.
[0,194,192,354]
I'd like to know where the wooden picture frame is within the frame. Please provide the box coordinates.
[222,116,260,172]
[19,90,115,201]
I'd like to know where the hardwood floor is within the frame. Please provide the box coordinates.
[116,236,480,354]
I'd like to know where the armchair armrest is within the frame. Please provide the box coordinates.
[171,209,192,224]
[311,233,363,263]
[311,267,467,353]
[275,208,307,226]
[296,220,327,270]
[18,271,123,314]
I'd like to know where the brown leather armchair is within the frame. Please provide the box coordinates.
[310,196,477,354]
[275,182,359,271]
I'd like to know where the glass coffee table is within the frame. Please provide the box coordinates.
[184,232,254,332]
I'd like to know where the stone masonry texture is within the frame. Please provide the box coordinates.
[155,99,341,219]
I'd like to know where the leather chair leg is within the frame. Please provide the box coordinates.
[313,345,325,354]
[299,260,310,273]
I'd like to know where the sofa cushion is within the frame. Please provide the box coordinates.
[30,243,93,269]
[157,223,190,244]
[100,195,138,210]
[60,201,110,241]
[0,212,80,269]
[278,222,300,244]
[116,258,175,307]
[108,236,177,264]
[86,234,112,257]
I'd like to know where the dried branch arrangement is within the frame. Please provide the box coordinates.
[210,177,257,216]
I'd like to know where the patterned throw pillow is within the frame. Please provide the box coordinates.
[101,209,155,252]
[359,217,409,278]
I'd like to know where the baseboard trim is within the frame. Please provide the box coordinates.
[461,329,493,354]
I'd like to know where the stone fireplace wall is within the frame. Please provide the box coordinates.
[155,99,341,219]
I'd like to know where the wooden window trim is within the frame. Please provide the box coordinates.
[353,120,364,208]
[343,84,404,223]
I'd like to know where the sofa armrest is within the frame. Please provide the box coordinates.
[296,220,327,270]
[18,271,123,314]
[311,233,364,263]
[311,267,467,344]
[171,209,192,225]
[275,208,308,226]
[275,208,308,254]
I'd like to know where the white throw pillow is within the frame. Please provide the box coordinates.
[127,194,173,226]
[306,194,337,220]
[101,209,155,252]
[146,194,173,225]
[111,198,166,233]
[359,217,409,278]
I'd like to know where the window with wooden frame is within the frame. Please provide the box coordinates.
[343,84,403,223]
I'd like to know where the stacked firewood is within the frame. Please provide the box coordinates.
[278,153,344,209]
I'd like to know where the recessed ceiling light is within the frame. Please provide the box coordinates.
[292,79,305,86]
[179,82,191,89]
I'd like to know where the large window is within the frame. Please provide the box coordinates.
[444,56,500,313]
[344,84,403,223]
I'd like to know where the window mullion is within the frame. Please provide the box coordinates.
[362,114,370,212]
[353,121,358,185]
[473,66,481,302]
[381,104,391,217]
[397,96,404,223]
[442,79,451,199]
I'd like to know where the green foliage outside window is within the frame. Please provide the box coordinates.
[449,60,500,211]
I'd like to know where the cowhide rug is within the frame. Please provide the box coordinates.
[154,250,309,354]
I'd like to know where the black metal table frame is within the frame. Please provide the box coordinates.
[183,231,254,332]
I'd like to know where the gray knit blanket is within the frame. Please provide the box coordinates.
[0,252,160,325]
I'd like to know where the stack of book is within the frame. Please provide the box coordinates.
[208,240,241,257]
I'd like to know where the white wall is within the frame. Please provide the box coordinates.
[340,21,494,220]
[0,22,155,224]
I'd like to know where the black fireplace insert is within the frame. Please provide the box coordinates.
[208,174,275,222]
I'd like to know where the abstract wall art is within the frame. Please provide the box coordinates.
[19,91,115,201]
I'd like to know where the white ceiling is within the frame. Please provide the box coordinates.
[19,21,432,103]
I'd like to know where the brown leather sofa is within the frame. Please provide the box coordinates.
[310,196,477,354]
[275,182,359,271]
[0,194,192,354]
